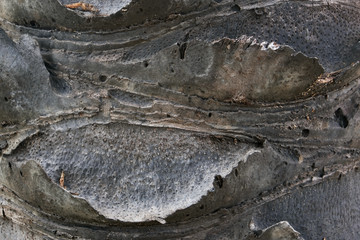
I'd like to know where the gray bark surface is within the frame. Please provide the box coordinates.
[0,0,360,239]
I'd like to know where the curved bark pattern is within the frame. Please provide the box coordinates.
[0,0,360,239]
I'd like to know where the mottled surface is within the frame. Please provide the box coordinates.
[0,0,360,239]
[245,221,304,240]
[8,123,258,222]
[59,0,132,15]
[252,170,360,240]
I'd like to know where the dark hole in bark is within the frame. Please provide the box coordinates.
[231,5,241,12]
[179,43,187,59]
[214,175,223,188]
[254,230,263,236]
[302,129,310,137]
[335,108,348,128]
[320,167,325,177]
[338,174,342,180]
[30,20,39,27]
[99,75,107,82]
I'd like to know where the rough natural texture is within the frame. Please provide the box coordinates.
[245,221,304,240]
[0,0,360,239]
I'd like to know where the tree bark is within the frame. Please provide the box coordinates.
[0,0,360,239]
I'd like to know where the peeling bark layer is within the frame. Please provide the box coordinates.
[0,0,360,239]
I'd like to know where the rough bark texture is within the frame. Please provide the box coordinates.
[0,0,360,239]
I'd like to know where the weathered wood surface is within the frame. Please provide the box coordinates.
[0,0,360,239]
